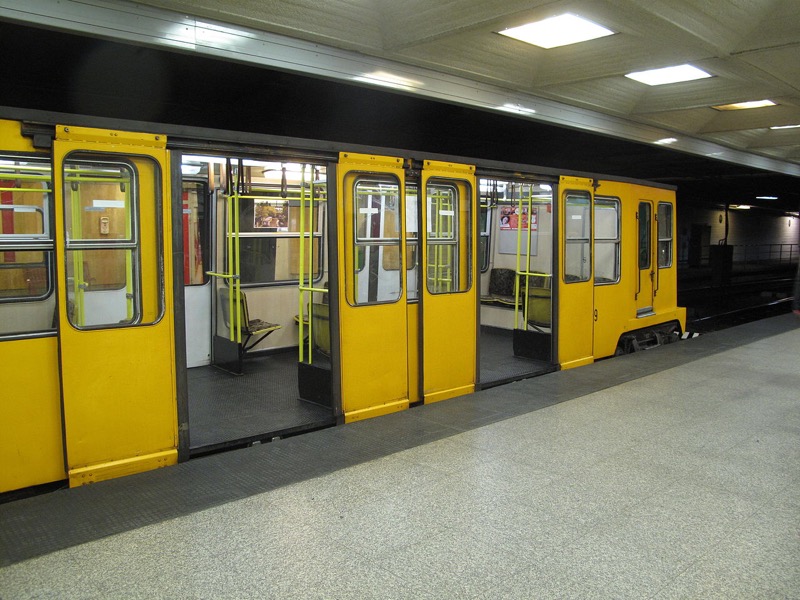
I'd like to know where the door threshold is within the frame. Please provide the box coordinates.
[188,417,337,458]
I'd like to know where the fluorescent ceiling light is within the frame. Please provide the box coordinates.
[497,103,536,115]
[756,196,778,200]
[770,124,800,130]
[712,99,776,111]
[654,137,678,145]
[730,204,751,210]
[625,64,711,86]
[498,14,614,49]
[353,71,421,90]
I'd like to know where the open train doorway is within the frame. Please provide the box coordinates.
[180,154,335,456]
[477,177,557,387]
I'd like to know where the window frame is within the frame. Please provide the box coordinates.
[0,154,56,307]
[594,195,621,285]
[657,202,673,269]
[563,190,592,283]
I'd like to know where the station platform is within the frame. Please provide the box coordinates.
[2,314,799,598]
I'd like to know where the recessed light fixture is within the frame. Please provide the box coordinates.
[497,103,537,115]
[654,137,678,145]
[712,99,776,111]
[770,124,800,130]
[353,71,421,90]
[625,64,712,86]
[498,14,615,49]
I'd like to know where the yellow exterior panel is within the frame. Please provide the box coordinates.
[337,152,409,418]
[344,399,409,423]
[69,449,177,487]
[56,125,166,149]
[0,337,66,493]
[54,129,178,482]
[557,176,595,367]
[425,384,474,404]
[0,120,39,153]
[421,162,477,404]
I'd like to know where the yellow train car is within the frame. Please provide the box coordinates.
[0,117,685,497]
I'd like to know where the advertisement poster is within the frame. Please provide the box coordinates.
[254,200,289,231]
[499,206,538,231]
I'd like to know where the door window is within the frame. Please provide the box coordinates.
[564,191,591,282]
[426,179,471,294]
[62,154,163,328]
[350,176,402,305]
[638,202,652,270]
[657,202,673,268]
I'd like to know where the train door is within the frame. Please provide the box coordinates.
[420,160,478,403]
[53,126,177,486]
[182,178,211,367]
[636,199,656,316]
[337,153,409,420]
[0,125,64,494]
[592,181,626,358]
[557,176,594,369]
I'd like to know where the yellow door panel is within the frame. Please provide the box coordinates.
[54,126,178,486]
[337,152,409,422]
[592,179,630,359]
[558,176,594,368]
[421,160,477,402]
[0,337,66,492]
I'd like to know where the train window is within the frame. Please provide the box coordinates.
[426,179,471,294]
[350,176,402,305]
[0,156,56,336]
[638,202,652,269]
[658,202,673,268]
[233,162,325,286]
[564,191,591,282]
[62,155,163,328]
[594,197,620,284]
[406,184,419,301]
[182,180,209,285]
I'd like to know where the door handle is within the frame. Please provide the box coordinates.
[594,309,598,322]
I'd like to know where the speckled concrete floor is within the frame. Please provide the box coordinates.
[1,317,798,599]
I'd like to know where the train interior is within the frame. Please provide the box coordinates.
[179,154,556,455]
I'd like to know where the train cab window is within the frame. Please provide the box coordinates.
[233,162,325,286]
[0,155,55,336]
[657,202,673,268]
[351,176,402,305]
[426,179,471,294]
[594,197,620,284]
[62,155,163,328]
[638,202,652,269]
[564,191,591,282]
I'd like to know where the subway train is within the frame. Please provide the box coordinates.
[0,115,685,496]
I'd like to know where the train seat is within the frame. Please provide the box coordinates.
[481,268,551,326]
[219,287,281,353]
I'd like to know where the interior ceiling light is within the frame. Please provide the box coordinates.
[712,99,776,111]
[756,195,778,200]
[654,137,678,145]
[498,14,614,49]
[730,204,751,210]
[625,64,711,86]
[770,124,800,130]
